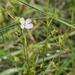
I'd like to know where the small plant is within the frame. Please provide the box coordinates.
[0,0,75,75]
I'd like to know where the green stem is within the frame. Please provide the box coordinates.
[22,30,30,73]
[52,34,62,74]
[42,0,50,65]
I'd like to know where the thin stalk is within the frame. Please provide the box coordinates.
[21,30,30,73]
[52,34,62,74]
[70,1,75,74]
[32,54,36,75]
[42,0,50,65]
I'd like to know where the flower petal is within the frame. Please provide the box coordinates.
[20,17,25,24]
[21,24,24,29]
[26,18,32,24]
[25,23,33,29]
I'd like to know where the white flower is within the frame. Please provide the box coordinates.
[20,17,33,29]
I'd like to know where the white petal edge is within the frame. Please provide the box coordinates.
[25,24,33,29]
[21,24,24,29]
[26,18,32,24]
[20,17,25,24]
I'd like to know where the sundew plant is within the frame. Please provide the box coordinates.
[0,0,75,75]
